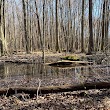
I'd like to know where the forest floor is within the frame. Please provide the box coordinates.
[0,51,65,64]
[0,89,110,110]
[0,51,108,65]
[0,52,110,110]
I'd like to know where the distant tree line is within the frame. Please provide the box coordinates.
[0,0,109,56]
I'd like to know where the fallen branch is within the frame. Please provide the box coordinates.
[0,82,110,97]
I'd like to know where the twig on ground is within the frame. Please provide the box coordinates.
[37,78,41,99]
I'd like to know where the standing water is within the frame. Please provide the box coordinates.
[0,63,110,88]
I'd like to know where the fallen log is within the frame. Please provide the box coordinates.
[48,60,93,67]
[0,82,110,97]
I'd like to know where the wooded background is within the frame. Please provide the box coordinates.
[0,0,109,56]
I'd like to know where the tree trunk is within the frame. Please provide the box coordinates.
[34,0,43,51]
[22,0,30,54]
[42,0,45,63]
[101,0,105,51]
[55,0,60,52]
[1,0,8,55]
[2,0,5,55]
[81,0,84,53]
[88,0,94,54]
[0,0,3,56]
[104,0,109,52]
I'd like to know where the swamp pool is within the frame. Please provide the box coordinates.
[0,63,110,88]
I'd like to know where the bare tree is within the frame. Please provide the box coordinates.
[35,0,43,51]
[55,0,60,52]
[81,0,84,53]
[1,0,8,55]
[88,0,94,54]
[42,0,45,63]
[101,0,105,51]
[22,0,30,54]
[104,0,109,51]
[0,0,3,56]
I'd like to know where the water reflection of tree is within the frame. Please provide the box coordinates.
[0,64,5,78]
[87,67,96,82]
[39,64,45,78]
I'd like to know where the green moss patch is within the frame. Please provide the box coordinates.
[61,55,80,61]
